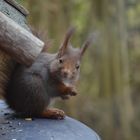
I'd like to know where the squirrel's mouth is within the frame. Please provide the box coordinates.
[50,69,74,83]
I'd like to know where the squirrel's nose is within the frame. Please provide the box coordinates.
[62,69,71,78]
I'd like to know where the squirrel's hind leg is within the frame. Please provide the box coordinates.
[41,108,65,120]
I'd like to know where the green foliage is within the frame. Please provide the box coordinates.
[16,0,24,3]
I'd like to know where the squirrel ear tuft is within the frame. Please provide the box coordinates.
[58,27,76,57]
[80,32,98,57]
[41,39,52,52]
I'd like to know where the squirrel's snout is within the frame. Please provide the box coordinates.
[61,69,72,78]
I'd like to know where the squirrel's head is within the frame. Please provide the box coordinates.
[49,27,94,85]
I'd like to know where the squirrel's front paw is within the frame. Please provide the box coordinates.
[61,89,77,100]
[70,88,78,96]
[61,95,70,100]
[42,108,65,120]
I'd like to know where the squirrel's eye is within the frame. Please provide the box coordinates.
[59,59,63,64]
[76,65,80,70]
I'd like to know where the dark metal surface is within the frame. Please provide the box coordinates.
[0,100,100,140]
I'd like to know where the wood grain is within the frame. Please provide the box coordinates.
[0,12,44,66]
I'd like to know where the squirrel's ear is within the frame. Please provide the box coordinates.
[58,27,75,57]
[80,33,97,58]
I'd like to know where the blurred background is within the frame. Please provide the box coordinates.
[18,0,140,140]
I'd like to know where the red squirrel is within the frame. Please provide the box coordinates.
[4,27,93,119]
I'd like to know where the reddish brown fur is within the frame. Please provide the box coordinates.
[0,49,15,98]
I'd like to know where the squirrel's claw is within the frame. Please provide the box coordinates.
[70,91,77,96]
[61,95,70,100]
[42,108,65,119]
[70,88,78,96]
[61,90,77,100]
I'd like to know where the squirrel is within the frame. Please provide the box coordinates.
[4,27,93,119]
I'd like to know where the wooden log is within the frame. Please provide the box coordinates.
[0,11,44,66]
